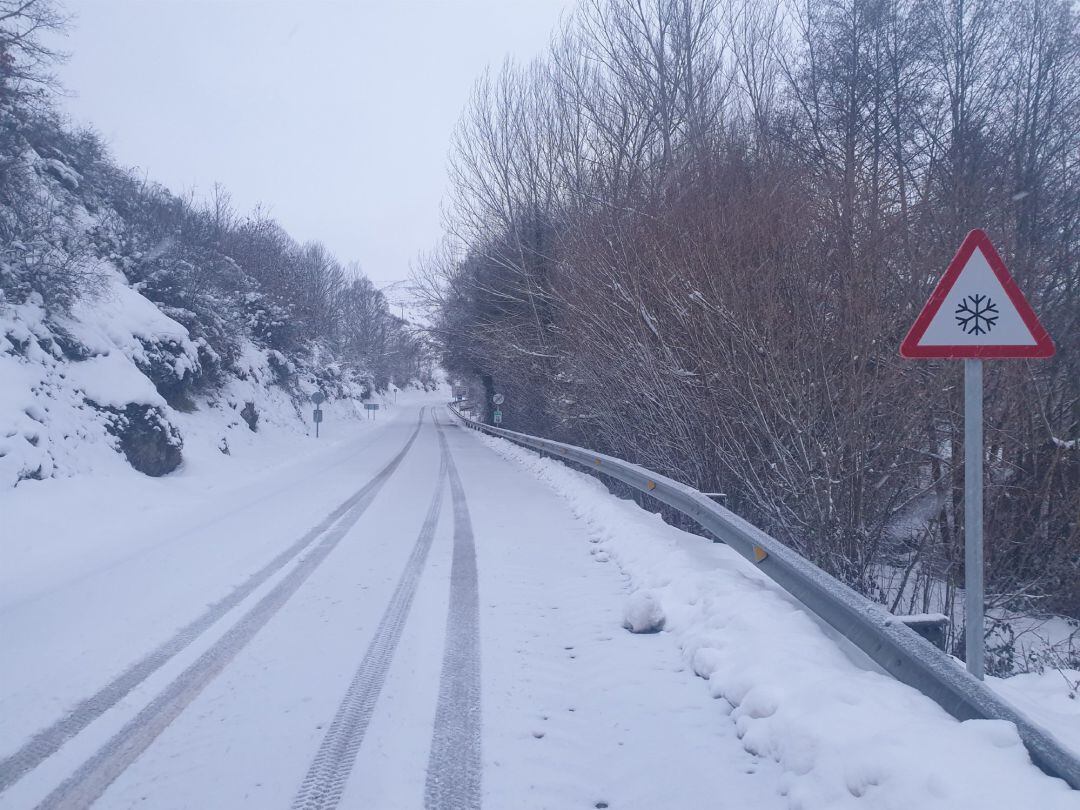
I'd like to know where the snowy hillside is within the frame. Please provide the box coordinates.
[1,265,357,488]
[1,104,430,489]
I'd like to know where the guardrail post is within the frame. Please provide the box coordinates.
[897,614,949,652]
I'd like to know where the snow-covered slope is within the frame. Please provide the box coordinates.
[0,109,394,489]
[0,261,368,488]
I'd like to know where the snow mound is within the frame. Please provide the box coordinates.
[623,589,666,633]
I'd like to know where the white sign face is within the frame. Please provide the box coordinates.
[917,247,1034,346]
[492,393,505,405]
[900,229,1054,359]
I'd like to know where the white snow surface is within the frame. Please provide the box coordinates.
[1,398,1076,809]
[990,669,1080,757]
[477,429,1080,809]
[0,396,424,808]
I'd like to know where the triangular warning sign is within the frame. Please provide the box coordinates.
[900,229,1054,359]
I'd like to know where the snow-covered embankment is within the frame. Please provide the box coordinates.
[477,431,1080,809]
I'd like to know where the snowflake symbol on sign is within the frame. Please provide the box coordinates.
[955,293,999,335]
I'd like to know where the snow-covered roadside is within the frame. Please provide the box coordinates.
[1,251,420,606]
[0,399,440,809]
[990,669,1080,756]
[475,429,1080,809]
[0,385,412,612]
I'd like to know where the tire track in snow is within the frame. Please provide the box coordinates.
[425,412,482,810]
[30,409,427,810]
[291,427,448,810]
[0,411,425,796]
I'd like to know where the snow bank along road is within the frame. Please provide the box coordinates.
[1,400,1077,809]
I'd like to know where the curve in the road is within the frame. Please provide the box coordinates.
[28,409,427,810]
[425,412,483,810]
[292,421,449,810]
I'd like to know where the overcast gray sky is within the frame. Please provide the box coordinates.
[57,0,569,295]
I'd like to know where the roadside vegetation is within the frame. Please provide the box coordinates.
[421,0,1080,672]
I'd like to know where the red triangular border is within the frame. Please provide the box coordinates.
[900,229,1055,359]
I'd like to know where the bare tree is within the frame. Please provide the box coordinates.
[431,0,1080,645]
[0,0,70,105]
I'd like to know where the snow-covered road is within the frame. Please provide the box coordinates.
[1,398,1077,809]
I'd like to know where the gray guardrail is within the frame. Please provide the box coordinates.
[447,403,1080,790]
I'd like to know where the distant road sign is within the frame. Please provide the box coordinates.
[313,409,323,423]
[493,409,503,425]
[364,403,380,410]
[312,391,326,404]
[900,229,1054,359]
[492,393,505,405]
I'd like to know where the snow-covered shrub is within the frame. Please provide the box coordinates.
[267,349,291,385]
[242,291,296,352]
[0,115,109,313]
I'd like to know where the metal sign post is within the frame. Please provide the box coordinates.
[963,359,984,678]
[311,392,326,439]
[901,229,1054,680]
